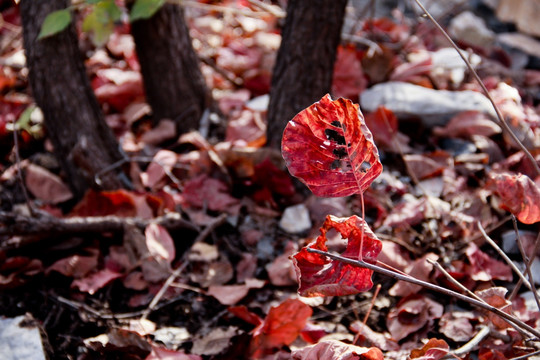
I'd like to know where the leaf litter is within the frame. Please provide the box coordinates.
[1,0,540,359]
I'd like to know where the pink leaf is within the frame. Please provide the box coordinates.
[180,174,239,212]
[292,215,382,297]
[72,268,122,295]
[466,243,512,282]
[145,223,175,264]
[282,94,382,197]
[386,295,444,341]
[291,340,384,360]
[24,163,73,203]
[409,338,450,360]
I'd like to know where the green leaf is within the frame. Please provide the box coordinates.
[38,9,72,39]
[82,0,121,47]
[130,0,165,22]
[85,0,102,4]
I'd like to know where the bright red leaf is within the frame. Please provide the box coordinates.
[292,215,382,297]
[487,172,540,224]
[282,94,382,197]
[250,298,312,358]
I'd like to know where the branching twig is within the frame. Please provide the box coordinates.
[411,0,540,177]
[306,247,540,339]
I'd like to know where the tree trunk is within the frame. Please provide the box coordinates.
[130,4,210,134]
[20,0,130,199]
[266,0,348,149]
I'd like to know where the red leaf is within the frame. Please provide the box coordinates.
[228,305,263,326]
[487,172,540,224]
[250,298,312,358]
[466,243,512,282]
[145,223,175,264]
[409,338,449,360]
[476,287,513,329]
[282,94,382,197]
[386,295,443,341]
[24,163,73,204]
[292,215,382,297]
[291,340,384,360]
[71,268,122,295]
[180,174,239,212]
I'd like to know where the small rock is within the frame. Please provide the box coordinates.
[449,11,495,48]
[431,48,482,85]
[360,82,496,127]
[279,204,312,234]
[497,32,540,61]
[0,315,47,360]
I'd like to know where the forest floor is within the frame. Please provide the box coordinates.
[1,0,540,359]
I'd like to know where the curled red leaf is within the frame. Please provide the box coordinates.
[282,94,382,197]
[292,215,382,297]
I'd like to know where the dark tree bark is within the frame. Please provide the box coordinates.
[20,0,130,199]
[266,0,348,148]
[130,4,210,134]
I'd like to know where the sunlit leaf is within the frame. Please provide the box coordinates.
[282,94,382,197]
[292,215,382,297]
[130,0,165,22]
[487,172,540,224]
[38,9,72,39]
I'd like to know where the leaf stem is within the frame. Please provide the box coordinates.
[306,247,540,339]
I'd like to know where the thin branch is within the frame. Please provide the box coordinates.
[0,211,198,238]
[478,221,534,292]
[510,349,540,360]
[443,325,490,359]
[306,247,540,339]
[410,0,540,177]
[140,213,227,320]
[11,117,36,217]
[428,258,483,302]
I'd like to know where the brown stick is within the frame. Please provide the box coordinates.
[0,211,198,238]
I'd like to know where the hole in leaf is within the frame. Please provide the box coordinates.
[330,120,341,127]
[324,129,346,145]
[360,161,371,172]
[333,147,347,159]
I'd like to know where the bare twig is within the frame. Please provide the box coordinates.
[140,213,228,320]
[510,231,540,302]
[427,258,483,302]
[362,284,380,324]
[442,325,490,359]
[511,217,540,310]
[410,0,540,177]
[306,247,540,339]
[510,349,540,360]
[0,211,198,239]
[11,117,36,217]
[478,221,534,292]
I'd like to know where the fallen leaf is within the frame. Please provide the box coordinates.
[350,321,399,351]
[487,172,540,224]
[250,298,312,358]
[208,279,264,305]
[409,338,449,360]
[476,287,512,329]
[24,163,73,203]
[389,253,438,297]
[180,174,239,212]
[146,345,201,360]
[282,94,382,197]
[46,248,99,278]
[466,243,513,282]
[386,294,444,341]
[438,311,475,342]
[291,340,384,360]
[433,111,501,138]
[191,327,239,356]
[292,215,382,297]
[145,223,175,264]
[141,150,178,190]
[332,45,367,101]
[266,241,298,286]
[72,268,123,295]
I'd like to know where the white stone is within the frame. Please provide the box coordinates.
[449,11,495,47]
[279,204,312,234]
[0,315,46,360]
[360,82,496,127]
